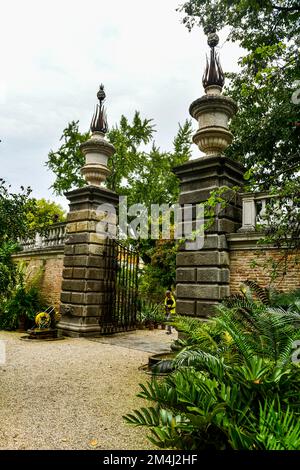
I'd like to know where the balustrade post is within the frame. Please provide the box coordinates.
[238,194,257,232]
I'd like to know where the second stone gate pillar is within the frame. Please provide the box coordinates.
[174,31,245,318]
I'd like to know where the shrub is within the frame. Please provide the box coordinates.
[0,263,47,330]
[124,293,300,450]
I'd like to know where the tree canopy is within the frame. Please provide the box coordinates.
[178,0,300,257]
[46,112,192,207]
[46,113,193,295]
[178,0,300,188]
[26,198,66,234]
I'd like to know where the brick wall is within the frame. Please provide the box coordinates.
[13,250,64,309]
[230,248,300,294]
[13,245,300,313]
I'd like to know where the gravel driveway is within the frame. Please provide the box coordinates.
[0,330,173,450]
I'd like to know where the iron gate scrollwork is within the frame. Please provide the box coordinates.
[102,240,139,333]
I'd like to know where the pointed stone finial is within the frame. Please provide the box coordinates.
[202,32,225,90]
[189,32,238,156]
[90,84,108,134]
[80,85,115,186]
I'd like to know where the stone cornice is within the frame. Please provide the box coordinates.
[173,155,245,178]
[227,232,286,250]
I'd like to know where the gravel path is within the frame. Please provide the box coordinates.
[0,330,173,450]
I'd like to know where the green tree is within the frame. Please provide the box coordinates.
[46,113,193,292]
[46,121,89,195]
[0,181,64,303]
[0,179,35,244]
[178,0,300,260]
[0,180,34,300]
[46,112,192,203]
[178,0,300,186]
[26,198,66,234]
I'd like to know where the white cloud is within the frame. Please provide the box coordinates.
[0,0,242,209]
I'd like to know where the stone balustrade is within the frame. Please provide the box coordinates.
[19,222,67,252]
[239,192,280,232]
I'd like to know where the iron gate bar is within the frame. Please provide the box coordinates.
[100,239,139,334]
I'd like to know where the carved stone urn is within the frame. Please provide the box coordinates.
[80,84,115,186]
[189,32,237,156]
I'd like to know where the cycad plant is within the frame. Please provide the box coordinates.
[124,298,300,450]
[0,262,46,330]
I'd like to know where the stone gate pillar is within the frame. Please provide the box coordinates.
[58,85,118,337]
[174,31,245,318]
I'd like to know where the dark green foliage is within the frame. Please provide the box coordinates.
[0,242,19,301]
[0,263,47,330]
[0,180,36,302]
[46,114,192,205]
[0,181,61,304]
[46,115,192,292]
[124,291,300,450]
[139,301,164,326]
[26,199,66,234]
[0,286,46,330]
[272,289,300,308]
[243,280,270,305]
[178,1,300,252]
[0,179,35,244]
[46,121,88,195]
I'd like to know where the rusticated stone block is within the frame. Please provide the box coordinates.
[61,279,86,292]
[65,233,90,245]
[177,251,230,267]
[70,292,85,304]
[72,268,87,279]
[62,268,73,279]
[197,268,230,283]
[74,245,90,255]
[75,221,89,232]
[220,285,230,298]
[176,300,196,316]
[63,255,88,267]
[64,245,74,255]
[87,256,106,268]
[66,210,92,222]
[88,244,106,255]
[60,292,71,303]
[196,301,220,317]
[85,305,102,316]
[85,292,106,304]
[86,281,105,292]
[176,268,196,283]
[202,234,228,250]
[177,283,222,300]
[66,223,77,233]
[86,268,106,280]
[60,304,91,317]
[89,233,108,245]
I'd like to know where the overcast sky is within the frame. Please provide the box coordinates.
[0,0,242,210]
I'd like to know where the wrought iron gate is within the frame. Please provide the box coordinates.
[102,240,139,333]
